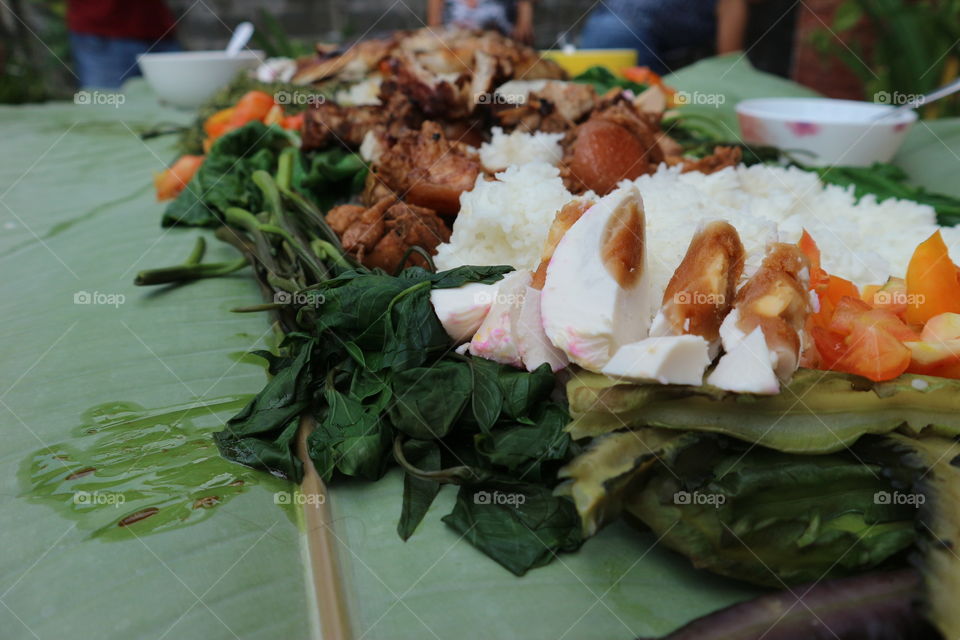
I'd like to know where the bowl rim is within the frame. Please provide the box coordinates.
[735,97,917,126]
[137,49,265,63]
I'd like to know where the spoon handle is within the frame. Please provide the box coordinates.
[226,21,255,57]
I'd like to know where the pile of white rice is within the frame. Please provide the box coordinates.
[434,162,959,319]
[479,127,564,172]
[434,163,581,270]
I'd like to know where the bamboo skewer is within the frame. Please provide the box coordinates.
[297,416,352,640]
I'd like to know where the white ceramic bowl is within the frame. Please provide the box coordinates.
[735,97,917,167]
[137,50,264,108]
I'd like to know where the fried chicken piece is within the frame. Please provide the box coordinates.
[495,81,598,133]
[301,89,421,151]
[680,146,743,175]
[560,102,666,195]
[294,35,397,84]
[366,121,481,216]
[326,197,451,271]
[326,204,366,235]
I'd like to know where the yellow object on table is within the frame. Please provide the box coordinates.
[539,49,638,78]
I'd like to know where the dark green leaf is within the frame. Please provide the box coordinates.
[309,386,393,481]
[388,361,472,439]
[442,483,583,576]
[397,439,442,540]
[475,404,571,480]
[213,337,315,481]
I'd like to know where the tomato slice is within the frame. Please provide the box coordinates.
[281,113,304,131]
[798,230,829,292]
[828,296,872,334]
[203,107,235,139]
[812,326,847,369]
[154,154,204,201]
[227,91,276,128]
[838,323,912,382]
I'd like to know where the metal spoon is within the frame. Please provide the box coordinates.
[225,21,255,57]
[874,77,960,119]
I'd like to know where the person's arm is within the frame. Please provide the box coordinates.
[716,0,748,54]
[427,0,444,27]
[512,0,534,45]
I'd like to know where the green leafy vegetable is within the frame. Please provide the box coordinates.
[442,482,583,576]
[397,439,442,540]
[813,162,960,226]
[162,122,366,228]
[572,65,647,95]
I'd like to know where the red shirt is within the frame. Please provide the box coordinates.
[67,0,177,41]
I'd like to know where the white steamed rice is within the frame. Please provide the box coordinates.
[435,160,960,320]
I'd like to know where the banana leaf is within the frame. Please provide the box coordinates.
[6,58,960,639]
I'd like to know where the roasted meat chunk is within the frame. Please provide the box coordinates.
[326,197,451,271]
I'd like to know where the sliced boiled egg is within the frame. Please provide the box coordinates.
[602,335,711,385]
[541,185,651,371]
[430,281,501,344]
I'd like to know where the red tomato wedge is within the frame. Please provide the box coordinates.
[839,323,912,381]
[827,296,872,335]
[226,91,276,128]
[154,155,203,201]
[798,229,829,292]
[281,113,304,131]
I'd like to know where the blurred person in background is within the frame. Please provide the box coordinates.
[427,0,536,45]
[579,0,748,73]
[68,0,180,89]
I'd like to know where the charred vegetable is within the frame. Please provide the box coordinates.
[567,369,960,453]
[624,439,916,587]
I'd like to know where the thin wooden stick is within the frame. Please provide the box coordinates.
[297,416,352,640]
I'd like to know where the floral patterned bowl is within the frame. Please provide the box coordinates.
[735,97,917,167]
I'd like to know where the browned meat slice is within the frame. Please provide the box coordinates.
[367,121,481,216]
[495,81,598,133]
[325,197,451,271]
[680,146,743,175]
